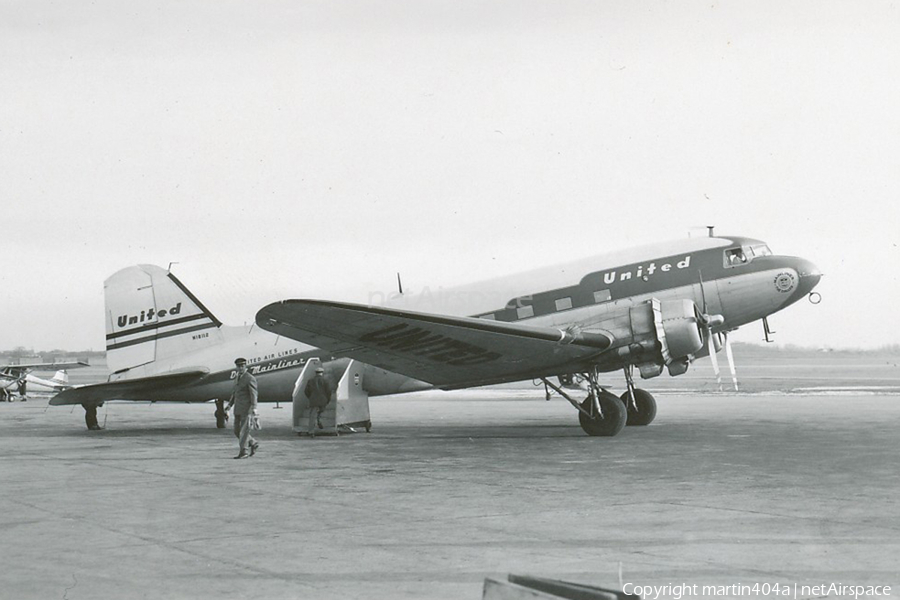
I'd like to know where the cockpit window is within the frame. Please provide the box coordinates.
[724,248,748,267]
[750,244,772,257]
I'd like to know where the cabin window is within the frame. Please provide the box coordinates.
[555,297,573,311]
[593,289,611,303]
[516,305,535,319]
[724,248,748,267]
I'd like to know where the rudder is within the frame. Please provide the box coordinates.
[50,370,69,386]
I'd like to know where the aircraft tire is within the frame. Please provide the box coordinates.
[578,391,627,437]
[620,389,657,426]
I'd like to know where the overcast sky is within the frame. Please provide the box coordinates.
[2,0,898,351]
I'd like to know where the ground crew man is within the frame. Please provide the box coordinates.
[304,366,332,438]
[226,357,259,459]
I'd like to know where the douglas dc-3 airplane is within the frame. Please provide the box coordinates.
[51,233,821,435]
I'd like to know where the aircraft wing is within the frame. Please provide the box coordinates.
[257,300,612,389]
[2,361,89,373]
[49,369,210,405]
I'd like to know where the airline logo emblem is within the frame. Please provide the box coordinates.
[599,256,692,285]
[107,302,217,350]
[774,272,796,293]
[117,303,183,328]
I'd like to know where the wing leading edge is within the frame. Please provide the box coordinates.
[2,361,90,373]
[256,300,612,389]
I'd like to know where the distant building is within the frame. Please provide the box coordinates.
[9,355,42,365]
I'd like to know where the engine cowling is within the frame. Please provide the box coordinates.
[654,299,705,366]
[601,298,706,378]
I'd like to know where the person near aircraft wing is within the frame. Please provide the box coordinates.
[227,357,259,459]
[304,367,333,438]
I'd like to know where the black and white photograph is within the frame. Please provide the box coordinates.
[1,1,898,599]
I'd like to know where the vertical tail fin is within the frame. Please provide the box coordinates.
[50,370,69,386]
[104,265,224,374]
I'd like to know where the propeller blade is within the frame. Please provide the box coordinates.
[708,329,722,391]
[724,332,739,391]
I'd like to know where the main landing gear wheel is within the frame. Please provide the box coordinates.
[620,389,657,426]
[578,391,627,437]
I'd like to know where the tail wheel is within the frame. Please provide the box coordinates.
[578,391,627,436]
[215,400,228,428]
[620,388,657,426]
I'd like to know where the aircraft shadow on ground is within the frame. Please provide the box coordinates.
[25,423,600,441]
[12,423,294,439]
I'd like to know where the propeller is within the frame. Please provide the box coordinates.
[723,331,739,391]
[697,271,732,391]
[700,316,725,391]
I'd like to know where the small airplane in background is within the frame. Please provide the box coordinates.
[1,362,86,401]
[51,232,821,435]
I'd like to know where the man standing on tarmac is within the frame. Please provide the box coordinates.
[227,357,259,459]
[304,366,332,438]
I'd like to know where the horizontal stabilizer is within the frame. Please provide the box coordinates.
[49,369,209,405]
[256,300,611,389]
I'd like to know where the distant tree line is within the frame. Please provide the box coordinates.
[0,347,105,364]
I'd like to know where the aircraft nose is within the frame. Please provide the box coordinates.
[793,257,822,297]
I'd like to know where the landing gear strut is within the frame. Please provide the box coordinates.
[542,368,627,437]
[621,366,657,426]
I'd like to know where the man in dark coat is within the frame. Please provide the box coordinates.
[226,357,259,458]
[303,366,332,438]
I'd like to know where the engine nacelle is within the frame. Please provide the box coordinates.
[654,299,705,363]
[607,298,705,378]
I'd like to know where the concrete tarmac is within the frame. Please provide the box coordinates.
[1,390,898,600]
